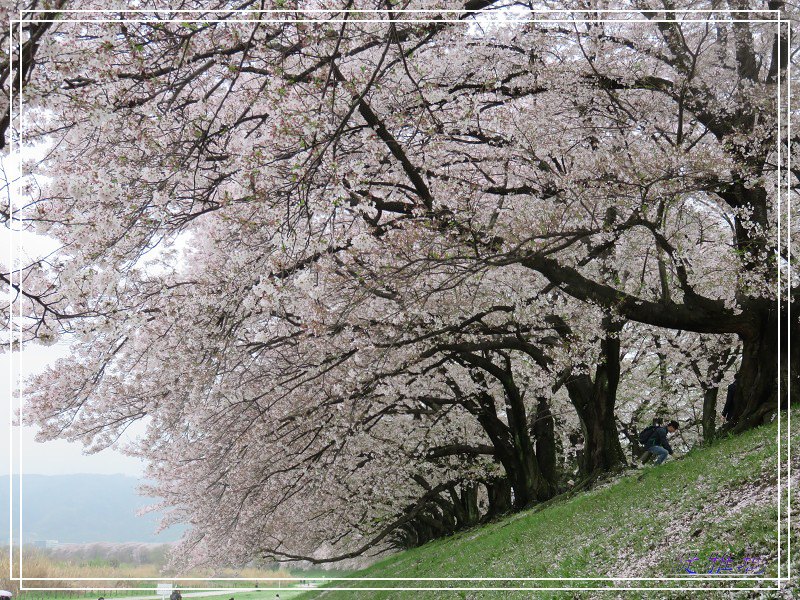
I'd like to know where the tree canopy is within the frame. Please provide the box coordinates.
[3,0,796,566]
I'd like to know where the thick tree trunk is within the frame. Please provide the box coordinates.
[402,519,436,548]
[506,441,550,508]
[418,511,452,537]
[498,364,556,506]
[575,389,626,475]
[720,170,797,431]
[462,484,479,525]
[393,524,416,549]
[726,306,796,433]
[484,477,512,520]
[564,317,627,477]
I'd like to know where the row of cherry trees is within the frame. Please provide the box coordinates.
[2,0,796,566]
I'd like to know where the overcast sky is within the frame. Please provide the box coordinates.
[2,165,146,477]
[0,343,146,477]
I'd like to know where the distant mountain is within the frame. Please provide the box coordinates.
[0,474,186,543]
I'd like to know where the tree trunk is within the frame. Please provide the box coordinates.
[564,317,627,477]
[498,360,555,506]
[393,524,416,549]
[726,306,796,433]
[691,338,735,444]
[506,437,549,508]
[462,363,554,508]
[462,483,479,526]
[566,379,626,476]
[449,483,480,528]
[531,396,559,494]
[484,477,512,520]
[470,391,544,509]
[577,389,626,475]
[701,386,719,442]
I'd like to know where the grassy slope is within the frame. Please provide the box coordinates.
[299,408,800,599]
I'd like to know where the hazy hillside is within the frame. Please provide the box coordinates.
[0,474,185,543]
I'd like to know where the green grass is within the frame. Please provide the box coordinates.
[294,408,800,599]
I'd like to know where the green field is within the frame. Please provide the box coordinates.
[291,408,799,598]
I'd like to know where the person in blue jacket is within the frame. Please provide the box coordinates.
[641,420,679,465]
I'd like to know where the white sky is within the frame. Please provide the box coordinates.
[0,342,146,477]
[2,153,146,477]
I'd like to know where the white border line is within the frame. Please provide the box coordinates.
[14,19,787,24]
[16,11,22,587]
[775,7,783,579]
[7,14,12,585]
[6,7,790,593]
[14,576,785,581]
[787,16,792,584]
[17,8,783,13]
[14,586,785,592]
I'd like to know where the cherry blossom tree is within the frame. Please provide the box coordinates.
[5,0,796,564]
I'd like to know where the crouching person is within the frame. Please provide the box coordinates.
[640,420,679,465]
